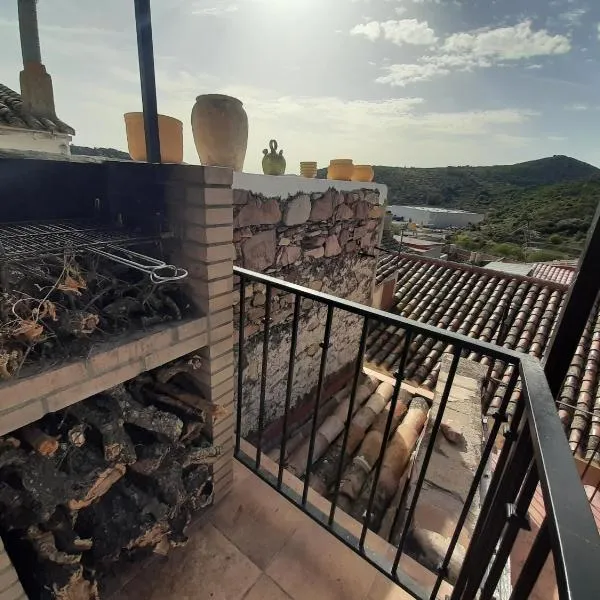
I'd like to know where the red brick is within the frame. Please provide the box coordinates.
[0,400,45,437]
[210,322,234,345]
[208,378,234,402]
[209,307,233,329]
[144,333,208,371]
[203,351,234,374]
[203,334,234,360]
[184,206,232,226]
[211,412,234,439]
[182,241,233,264]
[186,259,232,282]
[184,224,232,245]
[196,292,233,315]
[45,362,144,413]
[175,318,208,342]
[214,388,234,407]
[0,568,18,594]
[0,579,25,600]
[202,185,233,203]
[0,362,87,412]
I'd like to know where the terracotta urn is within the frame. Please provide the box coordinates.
[262,139,286,175]
[191,94,248,171]
[352,165,374,182]
[124,112,183,163]
[300,161,317,178]
[327,159,354,181]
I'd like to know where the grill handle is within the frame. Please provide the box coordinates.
[90,245,188,283]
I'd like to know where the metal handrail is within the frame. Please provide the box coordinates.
[233,265,600,600]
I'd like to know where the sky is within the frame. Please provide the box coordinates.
[0,0,599,173]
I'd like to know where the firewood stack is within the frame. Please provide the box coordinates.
[0,359,222,599]
[0,254,193,380]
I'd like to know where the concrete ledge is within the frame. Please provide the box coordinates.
[0,318,208,435]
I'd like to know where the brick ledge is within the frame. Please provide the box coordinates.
[0,318,208,436]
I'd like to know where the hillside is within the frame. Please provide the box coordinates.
[319,156,600,260]
[71,145,131,160]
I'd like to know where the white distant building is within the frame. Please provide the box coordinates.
[388,205,484,229]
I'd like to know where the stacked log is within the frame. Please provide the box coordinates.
[0,360,219,599]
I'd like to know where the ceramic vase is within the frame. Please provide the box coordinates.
[191,94,248,171]
[351,165,374,182]
[262,139,286,175]
[327,159,354,181]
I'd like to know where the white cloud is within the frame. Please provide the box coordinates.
[378,20,571,87]
[442,20,570,60]
[559,8,586,27]
[350,21,381,42]
[395,7,407,16]
[351,19,437,46]
[376,62,449,86]
[525,63,543,69]
[192,3,239,16]
[564,103,596,111]
[597,23,600,40]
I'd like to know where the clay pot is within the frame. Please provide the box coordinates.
[262,139,286,175]
[327,159,354,181]
[124,112,183,163]
[300,161,317,178]
[191,94,248,171]
[352,165,374,182]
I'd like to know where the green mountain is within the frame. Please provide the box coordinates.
[71,145,131,160]
[319,156,600,260]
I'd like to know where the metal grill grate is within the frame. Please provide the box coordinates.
[0,220,149,261]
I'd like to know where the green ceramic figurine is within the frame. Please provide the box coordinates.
[262,139,286,175]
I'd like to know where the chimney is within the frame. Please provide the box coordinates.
[18,0,57,119]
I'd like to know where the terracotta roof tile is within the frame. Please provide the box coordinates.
[368,253,600,463]
[0,83,74,135]
[530,262,575,286]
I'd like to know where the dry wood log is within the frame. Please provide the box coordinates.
[129,443,173,476]
[103,385,183,443]
[68,465,126,510]
[152,381,225,418]
[440,422,464,445]
[39,562,99,600]
[408,528,466,585]
[67,425,86,448]
[154,360,198,384]
[181,444,223,468]
[69,402,136,465]
[46,508,93,555]
[27,526,81,565]
[19,425,59,456]
[183,464,214,511]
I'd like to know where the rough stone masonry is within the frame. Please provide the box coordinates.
[233,185,385,436]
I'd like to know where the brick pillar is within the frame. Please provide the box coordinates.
[0,538,26,600]
[164,164,235,504]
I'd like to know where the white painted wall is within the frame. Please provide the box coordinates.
[389,205,484,228]
[0,127,71,156]
[233,171,387,204]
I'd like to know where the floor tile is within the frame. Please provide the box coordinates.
[266,516,378,600]
[243,574,293,600]
[115,523,261,600]
[212,467,304,569]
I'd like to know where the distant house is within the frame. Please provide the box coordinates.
[0,83,74,156]
[0,0,75,156]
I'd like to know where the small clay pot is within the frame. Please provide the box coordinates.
[124,112,183,163]
[351,165,374,182]
[328,159,354,181]
[300,161,317,178]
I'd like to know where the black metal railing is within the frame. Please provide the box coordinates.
[233,265,600,600]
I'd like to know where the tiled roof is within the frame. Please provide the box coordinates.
[530,261,576,286]
[367,253,600,463]
[0,83,74,135]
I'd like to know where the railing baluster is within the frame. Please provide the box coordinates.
[453,419,534,600]
[358,330,414,553]
[329,317,371,526]
[302,304,334,506]
[255,284,272,469]
[450,389,525,599]
[278,294,301,489]
[479,462,539,600]
[508,519,550,600]
[429,366,520,600]
[235,274,246,456]
[392,349,461,576]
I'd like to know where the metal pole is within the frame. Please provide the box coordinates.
[543,202,600,394]
[133,0,161,163]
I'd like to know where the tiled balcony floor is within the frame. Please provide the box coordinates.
[112,460,419,600]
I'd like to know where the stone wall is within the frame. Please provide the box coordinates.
[233,181,385,436]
